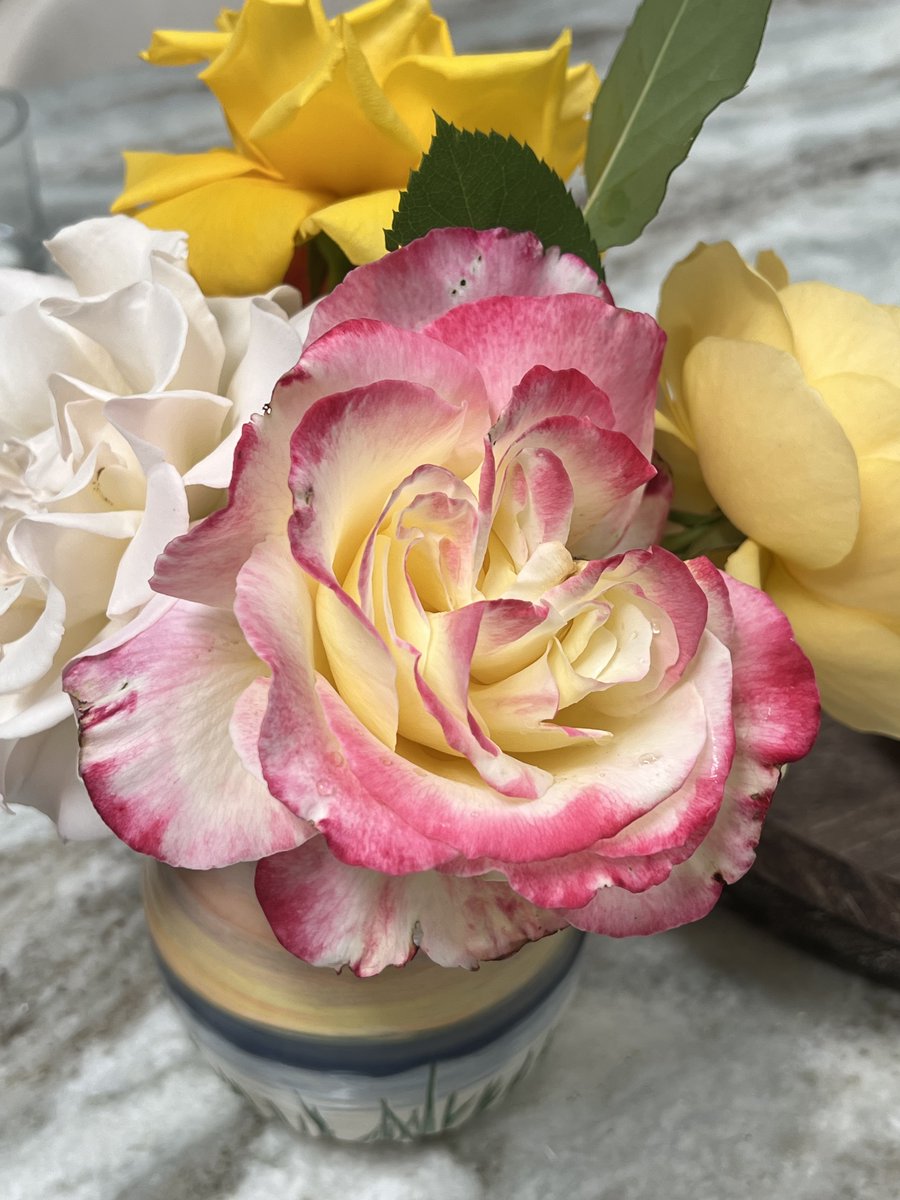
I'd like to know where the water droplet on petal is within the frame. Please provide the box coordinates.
[650,621,661,635]
[325,750,344,770]
[638,753,659,766]
[316,779,336,796]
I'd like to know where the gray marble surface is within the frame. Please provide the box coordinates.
[4,1,900,1197]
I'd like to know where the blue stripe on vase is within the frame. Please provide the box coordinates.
[156,932,584,1077]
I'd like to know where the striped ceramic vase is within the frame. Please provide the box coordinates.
[143,860,585,1142]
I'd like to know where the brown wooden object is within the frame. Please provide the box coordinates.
[728,715,900,986]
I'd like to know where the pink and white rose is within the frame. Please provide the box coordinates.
[0,216,308,836]
[64,228,819,974]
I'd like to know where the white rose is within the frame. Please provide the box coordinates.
[0,216,310,837]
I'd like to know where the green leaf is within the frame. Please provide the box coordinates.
[583,0,772,250]
[662,507,743,563]
[387,116,603,277]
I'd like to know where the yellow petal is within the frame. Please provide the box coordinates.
[815,374,900,460]
[562,61,601,122]
[141,28,232,66]
[250,17,420,193]
[881,304,900,335]
[725,538,771,590]
[316,582,399,748]
[383,31,592,178]
[683,338,860,569]
[766,560,900,737]
[789,457,900,612]
[133,175,327,296]
[112,149,276,213]
[216,8,241,34]
[301,189,401,264]
[345,0,450,80]
[754,249,789,292]
[201,0,331,147]
[555,61,601,181]
[406,11,453,56]
[780,281,900,391]
[659,242,794,415]
[127,1,598,293]
[653,409,715,513]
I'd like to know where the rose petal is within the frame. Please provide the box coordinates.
[780,281,900,391]
[491,449,573,566]
[154,318,486,607]
[105,391,230,477]
[787,457,900,612]
[0,304,116,440]
[0,578,65,695]
[63,600,311,867]
[315,673,711,867]
[299,188,402,266]
[287,378,466,586]
[308,227,609,343]
[255,836,566,976]
[235,535,456,873]
[107,463,189,617]
[0,268,76,314]
[501,414,655,549]
[658,241,795,403]
[560,561,817,936]
[814,373,900,461]
[765,559,898,736]
[11,509,140,628]
[383,30,591,178]
[1,718,110,840]
[495,631,737,908]
[47,214,187,294]
[426,293,663,454]
[683,337,861,569]
[490,364,615,450]
[153,402,305,608]
[129,176,328,297]
[294,317,491,475]
[47,282,189,395]
[607,459,673,554]
[415,604,554,798]
[249,20,420,195]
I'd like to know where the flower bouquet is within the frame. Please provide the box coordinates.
[4,0,895,1141]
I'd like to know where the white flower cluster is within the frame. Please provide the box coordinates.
[0,216,309,836]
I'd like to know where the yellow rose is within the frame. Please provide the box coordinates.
[657,242,900,737]
[112,0,598,296]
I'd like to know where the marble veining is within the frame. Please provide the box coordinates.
[3,0,900,1196]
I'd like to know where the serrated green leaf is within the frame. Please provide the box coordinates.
[584,0,772,250]
[387,117,603,277]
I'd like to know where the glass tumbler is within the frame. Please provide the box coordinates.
[0,88,44,270]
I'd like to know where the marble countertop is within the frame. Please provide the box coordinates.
[4,1,900,1197]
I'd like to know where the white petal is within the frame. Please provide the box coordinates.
[107,463,189,616]
[47,215,187,295]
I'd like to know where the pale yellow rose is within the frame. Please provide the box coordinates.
[112,0,598,296]
[657,242,900,737]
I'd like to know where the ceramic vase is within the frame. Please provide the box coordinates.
[143,860,585,1142]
